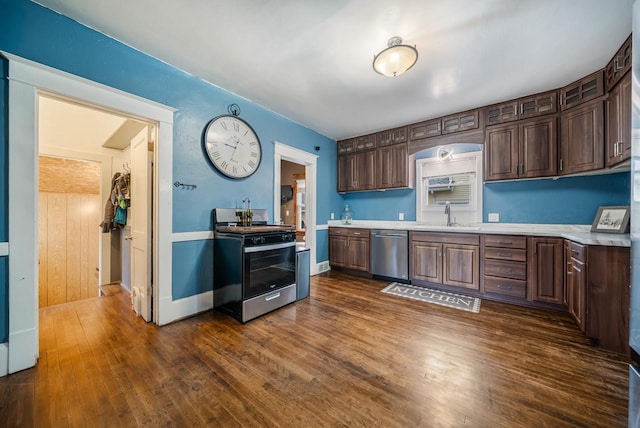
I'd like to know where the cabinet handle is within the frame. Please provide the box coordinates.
[497,241,513,245]
[614,56,623,71]
[614,142,619,156]
[515,163,519,175]
[497,284,513,290]
[559,94,563,105]
[520,163,524,175]
[520,104,524,115]
[353,232,361,235]
[498,252,512,257]
[559,159,563,171]
[499,268,513,273]
[567,272,572,276]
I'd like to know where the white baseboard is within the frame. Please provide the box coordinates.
[0,343,7,377]
[8,327,37,374]
[157,291,213,325]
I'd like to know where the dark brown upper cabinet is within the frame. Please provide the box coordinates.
[485,90,558,126]
[485,101,519,126]
[485,124,519,181]
[606,71,631,167]
[352,134,376,151]
[559,100,604,175]
[518,91,558,119]
[441,110,479,134]
[485,116,557,182]
[337,139,354,155]
[377,126,408,147]
[409,119,441,140]
[377,143,410,189]
[605,34,632,92]
[559,70,604,111]
[337,150,376,193]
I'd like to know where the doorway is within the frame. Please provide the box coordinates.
[5,52,176,374]
[280,160,306,244]
[273,142,318,274]
[37,94,153,315]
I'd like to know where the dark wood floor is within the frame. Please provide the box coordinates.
[0,272,630,427]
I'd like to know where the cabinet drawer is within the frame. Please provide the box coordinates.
[484,276,527,299]
[411,232,479,246]
[569,241,586,262]
[348,228,369,237]
[484,247,527,262]
[484,260,526,281]
[483,235,527,249]
[329,227,348,236]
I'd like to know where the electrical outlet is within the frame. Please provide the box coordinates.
[399,212,404,221]
[488,213,500,222]
[331,212,335,220]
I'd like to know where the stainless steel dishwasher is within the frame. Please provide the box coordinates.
[371,229,409,282]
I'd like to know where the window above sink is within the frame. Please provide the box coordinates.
[415,144,483,226]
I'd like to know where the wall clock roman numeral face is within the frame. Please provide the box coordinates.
[204,115,262,179]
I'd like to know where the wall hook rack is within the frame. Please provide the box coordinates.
[174,181,197,190]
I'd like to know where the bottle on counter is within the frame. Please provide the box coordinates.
[341,204,353,225]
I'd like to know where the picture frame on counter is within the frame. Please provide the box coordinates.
[591,205,630,234]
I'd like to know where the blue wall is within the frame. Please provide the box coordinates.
[0,1,343,307]
[484,172,630,224]
[172,240,213,300]
[341,172,631,224]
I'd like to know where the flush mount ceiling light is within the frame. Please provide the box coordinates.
[372,36,418,77]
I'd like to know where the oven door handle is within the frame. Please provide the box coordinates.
[244,241,296,253]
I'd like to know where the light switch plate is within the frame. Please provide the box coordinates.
[488,213,499,222]
[399,212,404,221]
[331,212,335,220]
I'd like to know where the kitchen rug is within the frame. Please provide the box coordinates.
[381,283,481,313]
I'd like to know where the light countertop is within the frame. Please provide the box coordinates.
[327,220,630,247]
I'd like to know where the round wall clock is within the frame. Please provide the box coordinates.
[203,115,262,179]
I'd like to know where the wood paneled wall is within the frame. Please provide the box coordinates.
[39,192,101,307]
[39,155,102,307]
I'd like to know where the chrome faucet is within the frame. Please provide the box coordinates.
[444,201,452,226]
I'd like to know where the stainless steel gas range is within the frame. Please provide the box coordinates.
[212,208,297,323]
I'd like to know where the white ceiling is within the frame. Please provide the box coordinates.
[39,95,126,151]
[34,0,634,141]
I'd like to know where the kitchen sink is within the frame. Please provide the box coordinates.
[447,224,481,230]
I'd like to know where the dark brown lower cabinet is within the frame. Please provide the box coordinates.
[410,241,442,283]
[527,237,564,304]
[567,241,586,331]
[410,232,479,291]
[481,235,528,299]
[442,244,479,290]
[585,246,630,355]
[329,228,370,273]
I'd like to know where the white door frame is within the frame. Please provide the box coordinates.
[273,142,319,274]
[3,52,176,374]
